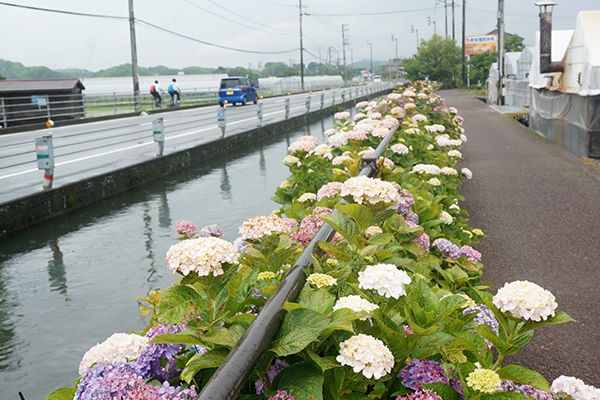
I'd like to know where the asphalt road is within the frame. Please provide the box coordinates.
[443,89,600,386]
[0,84,389,205]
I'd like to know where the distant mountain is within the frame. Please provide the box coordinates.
[55,68,94,79]
[91,64,154,78]
[0,59,66,80]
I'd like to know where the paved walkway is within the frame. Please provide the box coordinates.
[442,90,600,386]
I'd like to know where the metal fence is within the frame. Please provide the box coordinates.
[194,119,401,400]
[1,80,377,129]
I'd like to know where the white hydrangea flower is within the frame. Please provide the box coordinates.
[365,226,383,237]
[335,111,351,120]
[358,263,412,299]
[410,164,441,175]
[449,204,460,211]
[461,168,473,179]
[391,143,409,155]
[324,128,338,137]
[460,133,468,142]
[328,132,348,148]
[283,155,300,166]
[336,334,394,379]
[79,333,149,375]
[428,178,441,186]
[493,280,558,321]
[372,127,390,138]
[333,295,379,319]
[340,176,402,205]
[441,167,458,176]
[403,89,416,97]
[353,112,366,121]
[332,154,353,166]
[298,192,317,202]
[552,376,600,400]
[412,114,427,123]
[448,149,463,158]
[435,135,454,147]
[439,210,453,224]
[166,237,240,276]
[427,144,435,150]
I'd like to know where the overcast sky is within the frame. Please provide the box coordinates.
[0,0,597,72]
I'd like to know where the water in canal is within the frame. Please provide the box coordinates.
[0,114,340,399]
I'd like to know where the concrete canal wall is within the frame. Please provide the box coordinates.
[0,88,393,238]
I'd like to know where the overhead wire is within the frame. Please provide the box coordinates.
[0,1,299,55]
[306,6,437,17]
[202,0,297,34]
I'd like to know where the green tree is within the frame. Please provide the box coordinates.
[183,66,214,75]
[260,62,298,78]
[468,50,497,86]
[505,35,525,52]
[402,34,461,87]
[91,64,153,77]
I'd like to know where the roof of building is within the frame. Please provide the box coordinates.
[0,79,85,93]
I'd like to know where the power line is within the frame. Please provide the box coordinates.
[185,0,297,35]
[0,1,128,20]
[306,6,437,17]
[136,19,299,54]
[0,1,299,55]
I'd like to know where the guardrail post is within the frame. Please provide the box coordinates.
[1,97,6,128]
[218,102,227,137]
[356,87,359,98]
[320,90,324,110]
[332,89,336,105]
[341,90,346,103]
[113,93,117,115]
[256,97,263,126]
[305,92,311,114]
[284,95,290,119]
[152,117,165,156]
[35,120,55,190]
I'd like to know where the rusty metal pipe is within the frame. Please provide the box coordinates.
[539,9,564,73]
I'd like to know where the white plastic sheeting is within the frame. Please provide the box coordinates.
[561,10,600,95]
[530,88,600,157]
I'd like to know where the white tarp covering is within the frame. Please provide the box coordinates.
[517,47,534,80]
[561,10,600,95]
[504,52,521,77]
[529,30,573,89]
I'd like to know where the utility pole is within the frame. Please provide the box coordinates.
[427,16,437,36]
[342,24,349,84]
[497,0,505,105]
[299,0,305,91]
[391,34,398,59]
[444,0,448,38]
[452,0,455,40]
[411,25,419,48]
[128,0,140,113]
[461,0,466,85]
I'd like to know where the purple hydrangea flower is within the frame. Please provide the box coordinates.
[233,236,248,255]
[174,220,196,235]
[399,359,450,390]
[463,304,499,335]
[405,211,419,225]
[501,381,554,400]
[458,245,481,262]
[395,189,415,216]
[75,362,158,400]
[197,224,224,238]
[268,390,296,400]
[406,221,430,253]
[256,358,289,394]
[432,238,461,259]
[397,389,443,400]
[136,323,188,382]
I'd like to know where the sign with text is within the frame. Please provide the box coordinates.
[465,34,497,55]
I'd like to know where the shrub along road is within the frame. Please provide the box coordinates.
[443,89,600,386]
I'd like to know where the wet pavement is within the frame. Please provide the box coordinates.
[445,89,600,386]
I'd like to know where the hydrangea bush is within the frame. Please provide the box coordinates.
[48,81,594,400]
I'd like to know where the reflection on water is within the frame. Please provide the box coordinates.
[0,114,338,399]
[47,239,67,295]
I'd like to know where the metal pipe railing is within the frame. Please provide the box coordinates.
[196,116,401,400]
